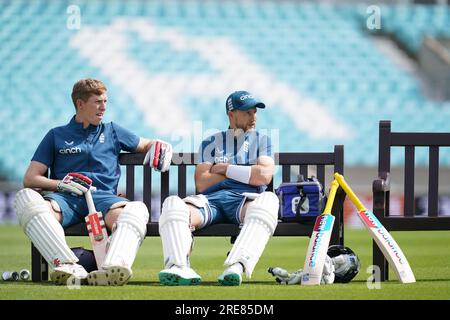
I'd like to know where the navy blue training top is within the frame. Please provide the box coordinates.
[198,129,273,194]
[32,116,140,194]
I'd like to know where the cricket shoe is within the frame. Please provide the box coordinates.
[50,263,88,286]
[159,265,201,286]
[218,264,243,286]
[87,265,132,286]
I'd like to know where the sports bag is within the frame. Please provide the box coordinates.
[275,175,327,223]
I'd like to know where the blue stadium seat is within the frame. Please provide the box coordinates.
[1,0,450,182]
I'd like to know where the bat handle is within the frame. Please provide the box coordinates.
[84,189,97,213]
[334,173,367,211]
[323,180,339,215]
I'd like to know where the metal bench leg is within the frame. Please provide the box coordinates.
[32,243,48,282]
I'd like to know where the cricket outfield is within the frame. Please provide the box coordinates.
[0,224,449,300]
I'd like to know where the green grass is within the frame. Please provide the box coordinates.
[0,224,449,300]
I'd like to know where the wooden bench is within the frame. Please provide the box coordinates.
[32,146,346,282]
[372,120,450,281]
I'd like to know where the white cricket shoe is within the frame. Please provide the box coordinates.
[87,265,132,286]
[50,263,88,285]
[218,263,243,286]
[159,265,201,286]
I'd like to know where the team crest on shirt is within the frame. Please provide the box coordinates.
[99,133,105,143]
[243,141,249,153]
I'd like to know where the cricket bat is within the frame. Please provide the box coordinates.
[334,173,416,283]
[84,186,108,270]
[301,179,339,285]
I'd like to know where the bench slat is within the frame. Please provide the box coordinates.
[317,164,325,187]
[282,165,290,182]
[178,165,187,199]
[428,146,439,217]
[160,171,169,210]
[404,146,415,216]
[300,165,308,179]
[143,165,151,212]
[126,165,135,201]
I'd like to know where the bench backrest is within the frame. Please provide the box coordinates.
[375,120,450,229]
[119,146,344,223]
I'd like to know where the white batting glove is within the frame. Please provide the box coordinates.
[268,267,301,285]
[56,173,92,196]
[268,257,335,285]
[321,255,335,284]
[143,139,173,172]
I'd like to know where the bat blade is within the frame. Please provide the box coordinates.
[358,209,416,283]
[334,172,415,284]
[301,179,339,285]
[301,214,335,285]
[85,211,108,269]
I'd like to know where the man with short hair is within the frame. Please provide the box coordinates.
[158,91,279,286]
[14,78,172,286]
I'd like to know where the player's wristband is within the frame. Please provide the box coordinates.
[225,165,251,184]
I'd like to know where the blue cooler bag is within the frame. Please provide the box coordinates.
[275,176,327,223]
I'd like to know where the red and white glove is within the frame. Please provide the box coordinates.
[56,173,93,196]
[143,139,173,172]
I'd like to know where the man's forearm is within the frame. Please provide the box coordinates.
[195,171,226,193]
[24,175,59,191]
[249,164,273,186]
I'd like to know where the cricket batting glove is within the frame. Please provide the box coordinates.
[57,173,92,196]
[268,267,302,285]
[268,255,335,285]
[143,139,173,172]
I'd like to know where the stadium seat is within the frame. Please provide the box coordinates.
[1,0,450,182]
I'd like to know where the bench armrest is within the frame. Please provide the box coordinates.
[372,172,390,193]
[372,172,390,216]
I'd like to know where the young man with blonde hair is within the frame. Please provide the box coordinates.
[14,78,172,286]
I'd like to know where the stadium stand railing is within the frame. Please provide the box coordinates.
[32,147,345,282]
[372,120,450,281]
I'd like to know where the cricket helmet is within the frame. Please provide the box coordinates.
[327,245,360,283]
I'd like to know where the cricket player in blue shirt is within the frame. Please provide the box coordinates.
[14,79,172,286]
[158,91,279,286]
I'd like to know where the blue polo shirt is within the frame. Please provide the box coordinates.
[198,129,273,194]
[32,116,139,194]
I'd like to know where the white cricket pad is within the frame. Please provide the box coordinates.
[101,201,149,269]
[159,196,193,269]
[224,192,279,278]
[14,189,78,268]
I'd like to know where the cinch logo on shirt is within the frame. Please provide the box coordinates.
[214,148,230,163]
[58,147,82,154]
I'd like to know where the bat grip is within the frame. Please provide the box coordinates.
[323,180,339,215]
[334,173,367,211]
[84,189,97,213]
